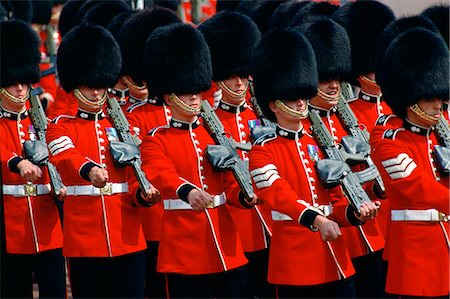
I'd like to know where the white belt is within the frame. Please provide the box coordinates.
[391,209,448,222]
[163,193,226,210]
[3,183,51,197]
[66,182,128,196]
[271,204,333,221]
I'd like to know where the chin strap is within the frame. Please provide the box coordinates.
[358,75,379,89]
[317,85,341,102]
[73,88,107,109]
[170,93,201,113]
[0,87,30,104]
[409,103,441,125]
[217,80,248,100]
[122,76,147,91]
[275,100,309,119]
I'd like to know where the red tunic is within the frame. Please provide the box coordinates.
[48,86,78,119]
[126,98,171,242]
[133,118,248,275]
[0,107,63,254]
[348,90,393,132]
[47,109,146,257]
[214,100,272,252]
[308,104,385,257]
[249,125,356,286]
[371,121,449,297]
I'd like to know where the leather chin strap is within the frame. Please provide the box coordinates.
[122,76,147,90]
[317,85,340,102]
[217,80,248,100]
[275,100,309,119]
[170,93,201,113]
[0,87,30,104]
[73,88,107,109]
[409,103,441,125]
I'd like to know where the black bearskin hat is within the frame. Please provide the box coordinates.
[82,1,130,28]
[143,23,212,98]
[421,3,449,47]
[382,28,449,119]
[1,0,32,23]
[118,7,181,85]
[252,28,318,122]
[269,0,310,29]
[297,16,351,82]
[31,0,53,25]
[106,10,134,39]
[332,0,395,78]
[198,11,260,82]
[375,15,437,89]
[0,19,40,87]
[57,25,121,92]
[249,0,286,34]
[58,0,86,37]
[292,1,338,26]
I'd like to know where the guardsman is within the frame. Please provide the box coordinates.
[131,23,251,298]
[333,0,395,132]
[371,28,449,298]
[250,27,378,299]
[0,19,65,299]
[119,7,180,299]
[47,24,157,298]
[198,11,274,299]
[297,16,386,298]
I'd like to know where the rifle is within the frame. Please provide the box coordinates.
[40,25,57,78]
[435,116,450,148]
[201,100,254,201]
[248,78,275,128]
[106,95,153,198]
[28,87,64,196]
[434,116,450,175]
[309,108,379,213]
[335,82,385,194]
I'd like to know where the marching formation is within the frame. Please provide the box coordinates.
[0,0,448,298]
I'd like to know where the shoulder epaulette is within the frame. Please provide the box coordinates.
[376,114,398,126]
[253,131,277,146]
[148,124,170,137]
[51,114,75,124]
[127,100,147,113]
[382,128,403,140]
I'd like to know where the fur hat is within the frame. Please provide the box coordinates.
[82,1,130,28]
[249,0,286,34]
[375,15,437,89]
[31,0,53,25]
[382,28,449,119]
[252,28,318,122]
[297,16,351,82]
[198,11,260,82]
[106,10,134,39]
[57,25,122,92]
[58,0,86,37]
[332,0,395,78]
[143,23,212,98]
[421,3,449,47]
[0,19,40,87]
[118,7,181,85]
[1,0,32,23]
[269,0,309,29]
[292,1,338,26]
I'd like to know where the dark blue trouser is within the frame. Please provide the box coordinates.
[67,250,146,299]
[276,276,356,299]
[1,248,66,299]
[166,265,249,298]
[245,248,275,298]
[352,249,385,298]
[144,241,166,299]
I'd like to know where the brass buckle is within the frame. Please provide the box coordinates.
[206,201,215,209]
[100,183,112,195]
[24,183,37,196]
[439,212,449,222]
